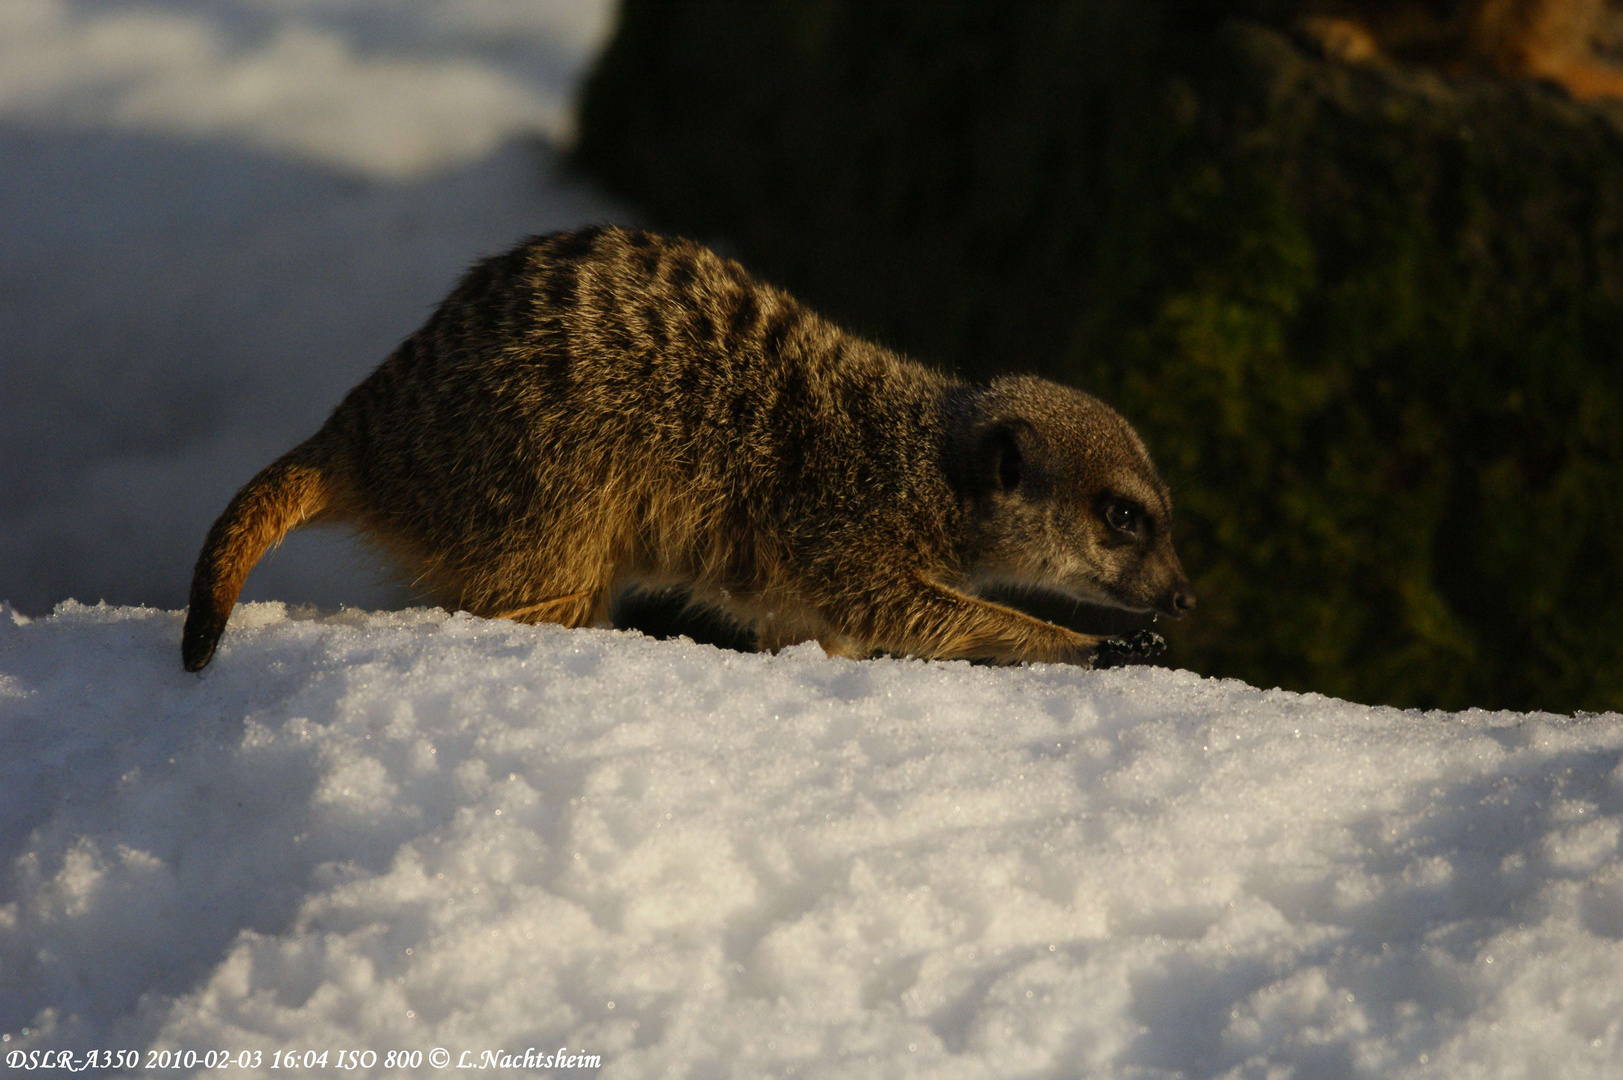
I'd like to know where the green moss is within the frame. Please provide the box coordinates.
[576,1,1623,711]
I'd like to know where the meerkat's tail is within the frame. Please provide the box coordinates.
[182,444,336,671]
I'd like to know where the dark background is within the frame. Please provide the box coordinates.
[574,0,1623,713]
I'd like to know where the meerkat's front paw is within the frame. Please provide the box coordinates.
[1090,629,1167,669]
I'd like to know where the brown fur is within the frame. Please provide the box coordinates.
[182,227,1193,672]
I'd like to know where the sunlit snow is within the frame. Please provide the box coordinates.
[3,603,1622,1077]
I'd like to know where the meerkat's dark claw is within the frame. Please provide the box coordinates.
[1092,629,1167,669]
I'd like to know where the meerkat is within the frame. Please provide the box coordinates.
[181,227,1194,672]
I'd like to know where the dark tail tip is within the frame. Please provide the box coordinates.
[181,606,225,671]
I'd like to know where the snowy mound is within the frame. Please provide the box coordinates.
[3,603,1621,1077]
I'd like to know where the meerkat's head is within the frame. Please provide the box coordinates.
[946,375,1195,619]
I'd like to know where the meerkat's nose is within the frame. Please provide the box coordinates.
[1158,584,1196,619]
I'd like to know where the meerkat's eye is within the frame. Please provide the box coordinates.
[1101,499,1142,535]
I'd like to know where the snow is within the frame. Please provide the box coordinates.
[3,602,1623,1078]
[6,2,1623,1076]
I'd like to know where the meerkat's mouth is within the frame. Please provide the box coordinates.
[975,581,1159,639]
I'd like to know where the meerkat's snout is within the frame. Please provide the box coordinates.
[1148,558,1196,619]
[1081,513,1195,621]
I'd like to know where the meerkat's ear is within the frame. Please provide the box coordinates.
[985,423,1021,491]
[978,420,1033,496]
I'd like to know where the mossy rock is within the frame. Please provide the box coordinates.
[576,1,1623,711]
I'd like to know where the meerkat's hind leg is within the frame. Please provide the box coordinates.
[458,533,621,630]
[491,591,594,623]
[478,584,608,631]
